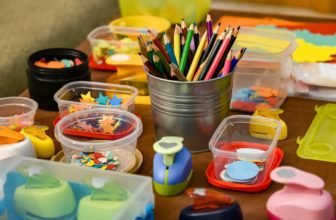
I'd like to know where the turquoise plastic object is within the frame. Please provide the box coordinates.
[297,104,336,163]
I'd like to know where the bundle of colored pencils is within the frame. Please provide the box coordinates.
[137,14,246,81]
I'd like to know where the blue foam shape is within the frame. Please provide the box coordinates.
[226,161,259,181]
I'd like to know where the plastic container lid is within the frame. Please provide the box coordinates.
[233,26,297,62]
[54,81,138,117]
[54,108,142,151]
[297,104,336,163]
[206,147,284,192]
[0,97,38,130]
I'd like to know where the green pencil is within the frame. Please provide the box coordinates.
[179,23,194,75]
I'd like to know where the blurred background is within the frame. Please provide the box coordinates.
[0,0,335,97]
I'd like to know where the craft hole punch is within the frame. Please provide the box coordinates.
[13,166,76,219]
[0,126,36,158]
[153,136,192,196]
[20,125,55,159]
[179,188,243,220]
[252,107,287,140]
[267,166,335,220]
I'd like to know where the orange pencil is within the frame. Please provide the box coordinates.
[192,61,206,81]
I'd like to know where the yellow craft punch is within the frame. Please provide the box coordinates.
[250,108,287,140]
[20,125,55,158]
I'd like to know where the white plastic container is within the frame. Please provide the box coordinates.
[0,138,36,159]
[0,97,38,131]
[87,25,141,64]
[209,115,282,185]
[54,108,142,172]
[0,156,154,220]
[54,81,138,118]
[230,26,297,112]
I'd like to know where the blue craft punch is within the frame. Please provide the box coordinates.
[153,136,193,196]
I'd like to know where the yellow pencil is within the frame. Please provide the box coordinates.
[186,31,207,81]
[174,25,181,65]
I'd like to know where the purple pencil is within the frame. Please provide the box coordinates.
[206,14,213,42]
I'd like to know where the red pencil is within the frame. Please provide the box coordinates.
[220,51,233,77]
[204,29,233,80]
[148,29,171,63]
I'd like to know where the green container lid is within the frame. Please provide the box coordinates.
[297,104,336,163]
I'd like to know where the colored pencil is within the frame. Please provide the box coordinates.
[170,64,187,81]
[200,23,221,64]
[139,53,162,78]
[181,19,188,39]
[204,29,233,80]
[164,33,178,66]
[180,35,185,56]
[198,31,226,80]
[230,47,246,71]
[148,29,171,63]
[186,31,207,81]
[174,25,181,65]
[146,42,155,63]
[152,44,172,79]
[193,25,200,50]
[153,54,166,76]
[179,23,194,74]
[213,27,235,75]
[206,14,213,42]
[192,61,206,81]
[137,35,147,58]
[220,51,232,77]
[136,14,245,82]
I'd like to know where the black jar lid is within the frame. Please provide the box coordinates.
[27,48,89,78]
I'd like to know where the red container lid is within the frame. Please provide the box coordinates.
[89,55,117,71]
[206,147,284,192]
[53,113,141,140]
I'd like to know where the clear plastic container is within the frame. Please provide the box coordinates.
[54,81,138,118]
[0,97,38,131]
[87,25,141,64]
[54,108,143,173]
[0,156,154,220]
[231,26,297,112]
[209,115,282,185]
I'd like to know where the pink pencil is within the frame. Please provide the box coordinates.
[220,51,233,77]
[204,29,232,80]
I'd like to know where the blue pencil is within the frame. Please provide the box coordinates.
[163,33,178,66]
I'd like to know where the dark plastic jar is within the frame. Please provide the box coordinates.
[27,48,91,111]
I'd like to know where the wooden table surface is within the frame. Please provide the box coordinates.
[20,9,336,220]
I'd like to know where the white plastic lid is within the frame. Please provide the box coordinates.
[234,26,297,62]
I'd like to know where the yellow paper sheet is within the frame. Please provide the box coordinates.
[293,39,336,63]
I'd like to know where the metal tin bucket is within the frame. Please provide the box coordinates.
[146,73,232,153]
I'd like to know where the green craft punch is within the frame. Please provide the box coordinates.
[77,176,129,220]
[13,166,76,220]
[153,136,193,196]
